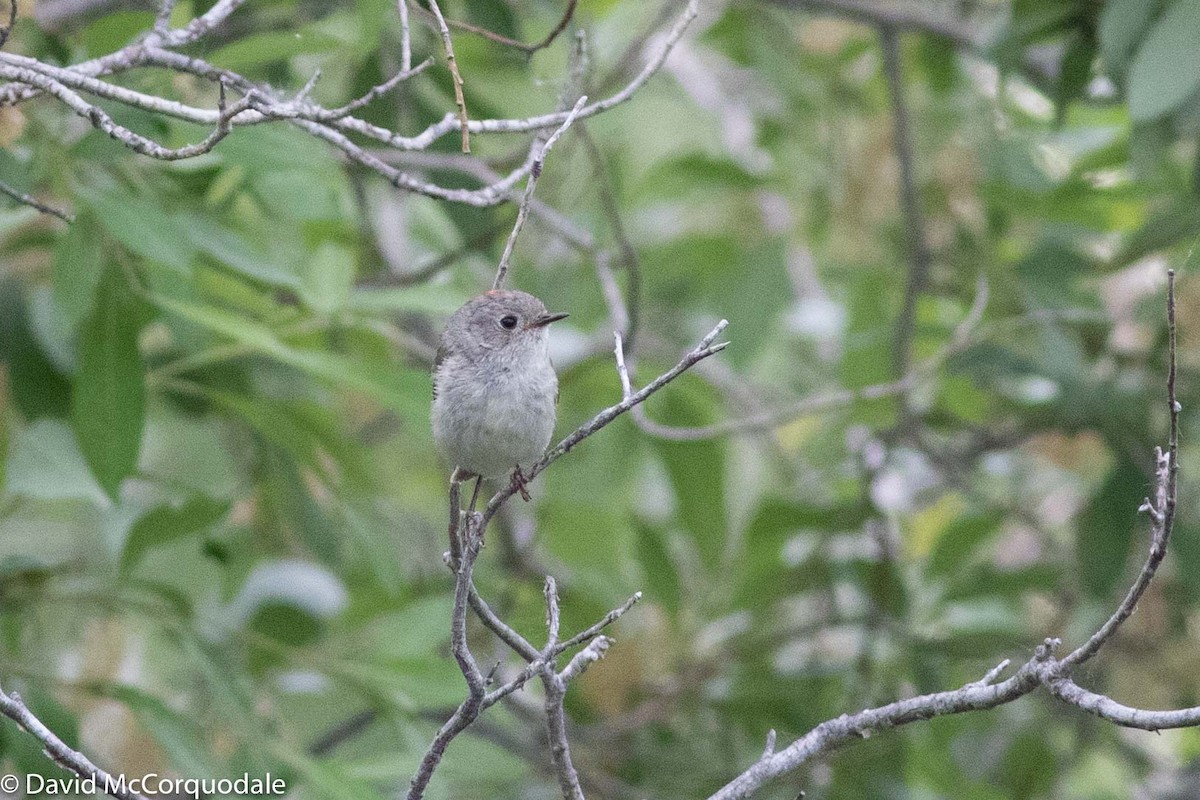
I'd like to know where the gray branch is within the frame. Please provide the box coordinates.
[707,272,1187,799]
[0,686,149,800]
[0,0,698,206]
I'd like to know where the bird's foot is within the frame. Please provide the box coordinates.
[510,465,532,502]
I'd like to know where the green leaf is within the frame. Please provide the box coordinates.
[121,496,230,574]
[301,242,356,315]
[51,214,105,327]
[150,293,425,416]
[1055,31,1096,125]
[105,686,217,778]
[71,267,146,499]
[210,29,344,72]
[271,748,385,800]
[1077,456,1144,598]
[650,385,726,571]
[1128,0,1200,121]
[75,182,195,273]
[0,280,72,419]
[4,420,108,503]
[635,521,682,614]
[179,212,301,290]
[1099,0,1165,77]
[227,560,347,645]
[927,513,1003,577]
[1113,204,1200,266]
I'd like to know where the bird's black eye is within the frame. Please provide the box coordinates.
[499,315,519,330]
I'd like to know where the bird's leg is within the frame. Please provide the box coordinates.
[447,467,468,568]
[467,475,483,514]
[510,465,532,502]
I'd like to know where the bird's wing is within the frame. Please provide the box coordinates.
[432,341,449,400]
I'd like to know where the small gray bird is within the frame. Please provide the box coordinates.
[432,290,568,504]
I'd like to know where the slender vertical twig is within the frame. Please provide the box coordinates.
[493,95,588,290]
[425,0,470,152]
[880,25,931,389]
[398,0,412,72]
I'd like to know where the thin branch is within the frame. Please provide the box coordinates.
[555,591,640,653]
[632,377,915,441]
[312,58,433,121]
[625,274,989,441]
[707,654,1048,800]
[149,0,247,48]
[541,668,586,800]
[424,0,471,153]
[0,0,698,206]
[880,25,931,388]
[153,0,178,37]
[1045,674,1200,730]
[438,0,579,57]
[0,685,149,800]
[709,272,1186,799]
[558,636,612,684]
[477,319,730,528]
[0,178,74,222]
[468,586,541,661]
[580,125,642,347]
[493,95,588,290]
[770,0,979,48]
[0,58,253,160]
[406,496,487,800]
[1059,269,1179,670]
[398,0,412,73]
[544,576,562,656]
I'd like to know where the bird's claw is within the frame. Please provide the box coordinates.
[511,465,532,502]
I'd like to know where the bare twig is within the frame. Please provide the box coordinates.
[311,58,434,121]
[1044,674,1200,730]
[556,591,640,653]
[0,0,696,209]
[406,496,487,800]
[153,0,177,36]
[880,25,931,388]
[477,319,729,527]
[0,58,254,160]
[0,685,150,800]
[0,178,74,222]
[1059,269,1179,670]
[398,0,412,72]
[541,667,586,800]
[624,274,989,441]
[493,95,588,290]
[559,636,612,684]
[436,0,579,57]
[543,576,562,655]
[708,272,1186,799]
[424,0,470,153]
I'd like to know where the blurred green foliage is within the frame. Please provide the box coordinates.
[4,1,1200,798]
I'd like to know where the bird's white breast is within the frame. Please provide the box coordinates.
[432,343,558,478]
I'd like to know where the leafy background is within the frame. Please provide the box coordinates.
[5,0,1200,798]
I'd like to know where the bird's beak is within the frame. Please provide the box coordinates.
[528,311,569,329]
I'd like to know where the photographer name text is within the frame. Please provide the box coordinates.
[0,772,286,798]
